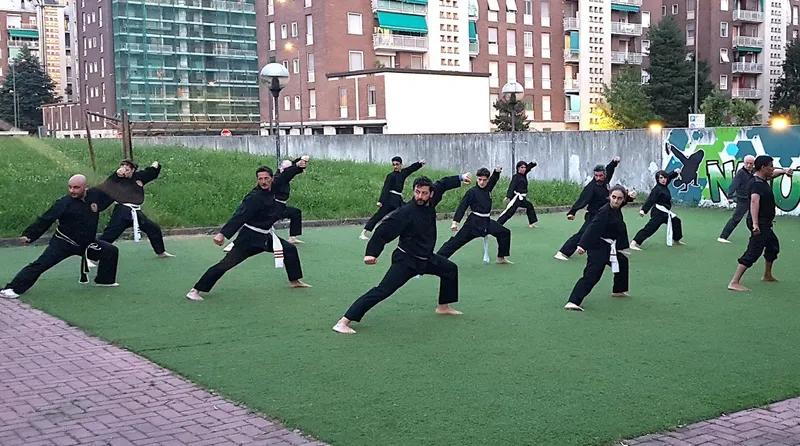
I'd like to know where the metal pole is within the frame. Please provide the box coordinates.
[12,63,18,130]
[298,49,304,131]
[693,0,699,113]
[510,95,517,163]
[273,94,281,167]
[268,90,275,137]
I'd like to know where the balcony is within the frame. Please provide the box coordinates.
[373,33,428,52]
[733,35,764,49]
[564,79,579,91]
[564,49,579,63]
[565,110,580,122]
[372,0,427,15]
[611,51,643,65]
[731,88,762,99]
[563,17,579,31]
[611,21,642,36]
[610,0,642,6]
[210,0,255,12]
[468,3,478,18]
[731,62,763,73]
[469,41,479,56]
[8,40,39,48]
[733,9,763,22]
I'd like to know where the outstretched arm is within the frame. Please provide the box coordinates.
[668,169,681,180]
[525,161,537,175]
[365,207,410,259]
[452,190,473,223]
[487,168,501,192]
[219,195,259,240]
[273,160,307,189]
[401,160,425,179]
[567,184,593,217]
[605,158,620,183]
[22,198,68,242]
[135,162,162,185]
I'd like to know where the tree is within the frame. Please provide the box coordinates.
[492,97,529,131]
[589,101,623,130]
[0,46,60,133]
[645,17,713,127]
[592,65,658,129]
[700,90,731,127]
[771,38,800,117]
[728,99,760,125]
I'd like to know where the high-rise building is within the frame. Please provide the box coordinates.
[36,0,75,102]
[0,0,41,83]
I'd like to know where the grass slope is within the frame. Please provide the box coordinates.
[0,137,580,238]
[3,208,800,446]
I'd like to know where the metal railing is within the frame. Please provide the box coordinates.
[372,33,428,51]
[733,35,764,48]
[731,62,763,73]
[610,21,642,36]
[372,0,427,14]
[563,17,579,30]
[610,51,643,64]
[731,88,762,99]
[733,9,763,21]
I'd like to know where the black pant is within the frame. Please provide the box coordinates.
[5,238,119,294]
[720,198,749,239]
[344,249,458,322]
[364,202,400,231]
[281,206,303,237]
[560,214,594,257]
[99,205,166,254]
[193,230,303,292]
[633,212,683,246]
[497,198,537,225]
[437,219,511,259]
[737,223,779,268]
[568,245,629,306]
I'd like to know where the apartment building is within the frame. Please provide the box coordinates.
[37,0,75,101]
[0,0,40,83]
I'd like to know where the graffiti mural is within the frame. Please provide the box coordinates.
[662,126,800,215]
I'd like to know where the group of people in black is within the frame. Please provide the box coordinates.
[1,152,793,336]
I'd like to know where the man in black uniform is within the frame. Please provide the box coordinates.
[1,175,120,299]
[718,155,755,243]
[728,155,793,292]
[187,162,310,301]
[555,157,621,260]
[497,160,538,227]
[437,166,512,264]
[97,159,174,258]
[359,156,426,240]
[334,172,473,334]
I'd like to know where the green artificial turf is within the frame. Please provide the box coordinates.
[4,208,800,445]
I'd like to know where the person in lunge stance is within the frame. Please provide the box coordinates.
[564,185,636,312]
[98,159,174,258]
[497,160,538,227]
[629,168,684,250]
[727,155,793,292]
[1,175,120,299]
[187,163,311,301]
[718,155,755,243]
[437,166,512,264]
[333,172,473,334]
[555,157,621,260]
[359,157,426,240]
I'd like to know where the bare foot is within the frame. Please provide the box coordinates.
[332,318,356,334]
[727,282,750,292]
[288,237,305,244]
[496,257,514,264]
[290,280,312,288]
[674,240,686,246]
[158,252,175,258]
[529,223,537,228]
[186,289,204,301]
[564,302,583,311]
[762,276,779,282]
[435,305,462,315]
[359,232,369,240]
[611,292,630,297]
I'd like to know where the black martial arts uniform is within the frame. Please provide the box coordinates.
[632,170,683,246]
[567,199,632,307]
[193,175,304,293]
[559,159,619,257]
[3,189,119,295]
[344,175,464,322]
[719,165,754,240]
[275,158,304,237]
[363,161,424,232]
[98,163,166,254]
[437,170,511,259]
[737,176,779,268]
[497,161,538,225]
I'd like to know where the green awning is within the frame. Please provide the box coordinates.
[570,31,579,50]
[736,46,762,53]
[610,3,640,12]
[376,11,428,33]
[402,0,428,4]
[8,29,39,39]
[468,22,477,42]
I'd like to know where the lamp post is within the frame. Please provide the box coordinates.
[11,62,18,130]
[501,81,524,164]
[285,42,303,130]
[259,63,290,168]
[693,0,699,113]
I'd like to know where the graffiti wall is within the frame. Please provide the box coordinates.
[662,126,800,215]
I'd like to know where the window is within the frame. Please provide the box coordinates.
[506,30,516,55]
[686,23,695,45]
[540,0,549,26]
[641,69,650,84]
[291,22,298,37]
[269,22,276,50]
[339,87,348,118]
[719,74,728,90]
[523,0,533,24]
[100,34,104,52]
[505,0,517,23]
[292,58,300,73]
[524,63,533,88]
[720,48,729,63]
[281,24,288,39]
[349,51,364,71]
[368,84,377,117]
[720,22,728,37]
[523,31,533,57]
[642,11,650,27]
[307,53,315,82]
[641,40,650,54]
[488,27,498,54]
[661,5,666,15]
[720,0,728,11]
[541,64,551,89]
[306,15,313,45]
[794,30,799,40]
[347,13,362,34]
[794,6,799,25]
[101,83,106,102]
[507,62,516,82]
[541,33,550,58]
[305,0,311,7]
[282,60,289,70]
[101,58,105,76]
[542,95,551,120]
[98,7,102,27]
[294,95,301,110]
[487,0,500,21]
[268,0,274,15]
[671,4,678,14]
[309,89,316,118]
[411,55,423,69]
[489,61,499,87]
[284,96,291,111]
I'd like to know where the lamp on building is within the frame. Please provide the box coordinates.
[285,41,303,130]
[259,63,290,167]
[648,122,663,134]
[501,81,524,163]
[770,116,789,130]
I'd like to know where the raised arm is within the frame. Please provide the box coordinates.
[401,160,425,179]
[668,169,680,180]
[605,158,620,183]
[135,162,162,185]
[22,197,68,242]
[487,168,501,192]
[273,163,306,189]
[365,207,410,259]
[525,161,537,175]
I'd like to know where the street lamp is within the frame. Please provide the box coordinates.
[648,122,663,134]
[770,116,789,130]
[11,62,18,130]
[285,42,304,130]
[259,63,290,167]
[501,81,524,164]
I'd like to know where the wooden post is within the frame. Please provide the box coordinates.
[84,111,96,172]
[121,109,133,161]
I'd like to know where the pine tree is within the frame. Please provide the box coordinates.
[491,97,529,131]
[0,46,61,133]
[592,65,658,129]
[771,38,800,117]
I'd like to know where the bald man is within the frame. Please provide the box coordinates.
[0,175,120,299]
[718,155,755,243]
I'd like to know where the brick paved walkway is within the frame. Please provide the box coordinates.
[0,298,329,446]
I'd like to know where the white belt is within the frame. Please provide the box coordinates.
[275,199,287,204]
[654,204,678,246]
[499,192,527,218]
[471,212,490,218]
[389,190,403,196]
[243,224,284,268]
[123,203,142,242]
[602,238,619,273]
[470,212,491,262]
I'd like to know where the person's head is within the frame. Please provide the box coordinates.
[117,159,138,178]
[391,156,403,172]
[609,185,627,209]
[256,166,274,189]
[655,170,669,186]
[593,164,607,184]
[743,155,756,172]
[516,161,527,174]
[754,155,774,177]
[68,174,88,199]
[476,167,491,188]
[279,159,292,172]
[412,176,434,205]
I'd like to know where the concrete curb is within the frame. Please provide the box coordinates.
[0,206,573,247]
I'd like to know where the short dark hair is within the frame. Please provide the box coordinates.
[593,164,606,173]
[754,155,774,171]
[413,176,433,190]
[256,166,274,176]
[391,156,402,164]
[476,167,491,178]
[120,159,138,171]
[610,184,628,196]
